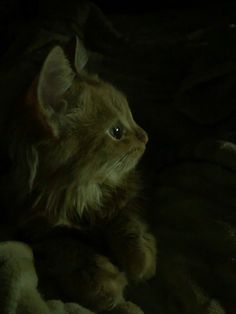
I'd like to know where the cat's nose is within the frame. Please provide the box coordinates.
[137,130,149,144]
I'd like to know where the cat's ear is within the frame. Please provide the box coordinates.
[74,36,89,73]
[64,36,88,73]
[37,46,75,135]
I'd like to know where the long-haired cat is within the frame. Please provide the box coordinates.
[1,38,156,313]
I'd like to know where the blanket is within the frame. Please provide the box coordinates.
[0,241,94,314]
[1,1,236,313]
[0,241,144,314]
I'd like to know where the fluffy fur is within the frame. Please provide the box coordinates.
[1,40,156,313]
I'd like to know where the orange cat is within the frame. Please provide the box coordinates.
[1,38,156,313]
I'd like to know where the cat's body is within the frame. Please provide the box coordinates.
[0,38,156,313]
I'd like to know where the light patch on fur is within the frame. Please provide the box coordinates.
[34,182,103,222]
[76,183,103,215]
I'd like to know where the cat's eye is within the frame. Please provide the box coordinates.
[108,123,125,140]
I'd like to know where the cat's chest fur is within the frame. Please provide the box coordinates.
[33,181,103,222]
[33,172,136,226]
[76,183,103,212]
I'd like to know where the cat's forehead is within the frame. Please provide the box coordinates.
[93,82,132,117]
[71,78,134,126]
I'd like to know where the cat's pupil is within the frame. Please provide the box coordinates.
[109,124,124,140]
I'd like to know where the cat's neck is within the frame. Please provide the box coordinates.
[31,182,101,221]
[30,174,129,225]
[3,164,139,227]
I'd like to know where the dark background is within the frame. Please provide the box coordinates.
[92,0,236,12]
[1,0,236,16]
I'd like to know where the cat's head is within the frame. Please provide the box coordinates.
[24,38,148,191]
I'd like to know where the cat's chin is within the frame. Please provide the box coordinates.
[106,160,141,185]
[97,169,130,186]
[124,146,146,169]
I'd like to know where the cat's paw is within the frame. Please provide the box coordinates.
[63,255,127,312]
[118,232,157,281]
